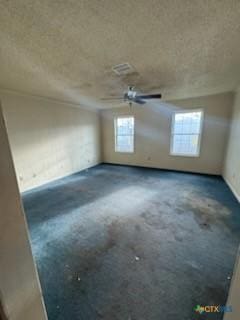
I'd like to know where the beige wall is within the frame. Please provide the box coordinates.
[223,88,240,318]
[101,92,233,175]
[0,103,47,320]
[224,247,240,320]
[224,88,240,201]
[0,91,101,192]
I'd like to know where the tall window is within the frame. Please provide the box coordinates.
[171,110,203,157]
[115,116,134,153]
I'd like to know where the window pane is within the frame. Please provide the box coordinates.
[172,134,199,155]
[117,117,134,135]
[116,135,134,152]
[173,111,202,134]
[115,117,134,152]
[171,111,203,156]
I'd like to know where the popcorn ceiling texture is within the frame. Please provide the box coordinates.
[0,0,240,108]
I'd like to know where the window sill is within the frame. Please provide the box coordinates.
[170,152,200,158]
[115,150,134,154]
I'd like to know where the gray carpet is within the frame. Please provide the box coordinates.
[23,164,240,320]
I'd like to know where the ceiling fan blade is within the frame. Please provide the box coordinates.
[136,94,162,100]
[134,99,146,105]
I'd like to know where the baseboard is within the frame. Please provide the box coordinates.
[223,176,240,203]
[102,162,221,177]
[21,162,101,194]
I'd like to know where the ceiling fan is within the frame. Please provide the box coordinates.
[101,86,162,106]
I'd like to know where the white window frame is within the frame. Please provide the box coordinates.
[170,108,204,157]
[114,116,135,153]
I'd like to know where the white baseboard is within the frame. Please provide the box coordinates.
[21,161,101,193]
[223,176,240,203]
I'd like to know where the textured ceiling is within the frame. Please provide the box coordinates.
[0,0,240,109]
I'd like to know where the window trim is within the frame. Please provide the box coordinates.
[170,108,204,157]
[114,115,135,153]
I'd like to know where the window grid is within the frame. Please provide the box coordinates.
[171,110,203,157]
[115,117,134,153]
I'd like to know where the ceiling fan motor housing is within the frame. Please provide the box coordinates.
[126,87,137,100]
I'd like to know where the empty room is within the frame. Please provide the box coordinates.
[1,1,240,320]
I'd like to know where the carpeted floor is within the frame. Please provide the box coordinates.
[22,164,240,320]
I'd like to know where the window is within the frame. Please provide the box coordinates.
[115,116,134,153]
[170,109,203,157]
